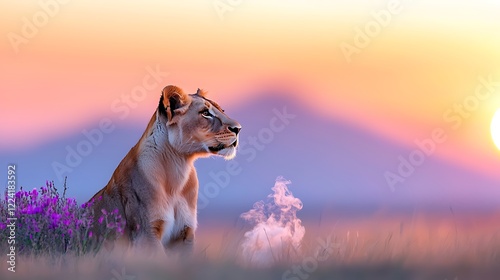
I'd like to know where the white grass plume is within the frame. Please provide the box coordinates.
[239,177,305,266]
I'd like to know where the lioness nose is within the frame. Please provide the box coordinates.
[228,125,241,135]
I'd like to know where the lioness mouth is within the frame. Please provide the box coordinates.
[209,143,226,152]
[209,140,237,153]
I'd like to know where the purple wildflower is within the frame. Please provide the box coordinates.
[31,188,38,200]
[1,181,125,256]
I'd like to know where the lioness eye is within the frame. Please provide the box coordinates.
[200,109,212,118]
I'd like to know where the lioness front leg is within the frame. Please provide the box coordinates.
[164,225,195,257]
[180,225,195,245]
[163,169,198,254]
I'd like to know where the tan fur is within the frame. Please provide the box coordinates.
[89,85,241,255]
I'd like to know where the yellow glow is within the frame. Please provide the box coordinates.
[492,109,500,150]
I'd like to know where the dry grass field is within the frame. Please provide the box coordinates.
[3,212,500,280]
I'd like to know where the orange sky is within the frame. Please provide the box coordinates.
[1,0,500,179]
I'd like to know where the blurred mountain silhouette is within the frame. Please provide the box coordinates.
[2,92,499,221]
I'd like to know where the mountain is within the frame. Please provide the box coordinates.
[2,93,499,221]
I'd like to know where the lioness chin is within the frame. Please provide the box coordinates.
[89,85,241,255]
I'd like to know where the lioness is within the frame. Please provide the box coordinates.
[89,85,241,254]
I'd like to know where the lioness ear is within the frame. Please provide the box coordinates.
[159,85,190,123]
[196,88,207,97]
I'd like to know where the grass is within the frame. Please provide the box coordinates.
[2,182,500,279]
[2,221,500,280]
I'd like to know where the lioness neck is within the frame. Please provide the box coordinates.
[136,113,193,193]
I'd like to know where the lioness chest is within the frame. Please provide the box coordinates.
[139,158,197,245]
[151,189,196,244]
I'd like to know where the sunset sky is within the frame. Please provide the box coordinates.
[2,0,500,196]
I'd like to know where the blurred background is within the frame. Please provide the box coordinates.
[2,0,500,225]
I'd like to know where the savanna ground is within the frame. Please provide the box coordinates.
[2,213,500,280]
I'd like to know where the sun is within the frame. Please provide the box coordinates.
[491,109,500,150]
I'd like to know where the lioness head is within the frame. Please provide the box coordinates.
[158,85,241,159]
